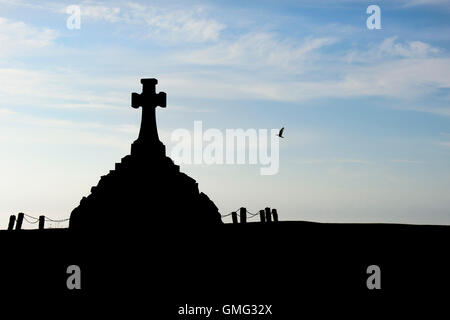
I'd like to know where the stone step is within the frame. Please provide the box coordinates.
[121,155,131,164]
[98,175,108,185]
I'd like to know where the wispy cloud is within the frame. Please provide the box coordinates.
[161,35,449,102]
[0,107,136,148]
[345,37,441,63]
[0,67,135,110]
[56,1,226,43]
[177,33,338,71]
[378,37,440,59]
[390,159,424,164]
[0,17,58,59]
[133,4,226,43]
[400,0,450,8]
[158,54,450,102]
[79,4,122,22]
[297,158,375,165]
[403,106,450,117]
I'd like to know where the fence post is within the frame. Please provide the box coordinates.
[265,207,272,223]
[231,211,238,224]
[16,212,24,230]
[8,215,16,231]
[272,209,278,222]
[39,216,45,230]
[240,207,247,224]
[259,210,266,223]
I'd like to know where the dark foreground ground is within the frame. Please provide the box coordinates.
[1,221,448,315]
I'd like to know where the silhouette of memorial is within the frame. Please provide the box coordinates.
[69,78,222,232]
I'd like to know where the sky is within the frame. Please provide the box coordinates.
[1,0,450,228]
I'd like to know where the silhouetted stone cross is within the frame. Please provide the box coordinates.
[131,78,166,148]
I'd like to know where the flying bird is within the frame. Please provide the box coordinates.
[277,127,285,138]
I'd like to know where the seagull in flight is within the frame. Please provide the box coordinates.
[277,127,285,138]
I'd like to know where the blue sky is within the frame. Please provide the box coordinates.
[1,0,450,227]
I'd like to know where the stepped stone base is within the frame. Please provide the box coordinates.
[69,139,222,232]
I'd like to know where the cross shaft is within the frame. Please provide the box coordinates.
[131,78,166,144]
